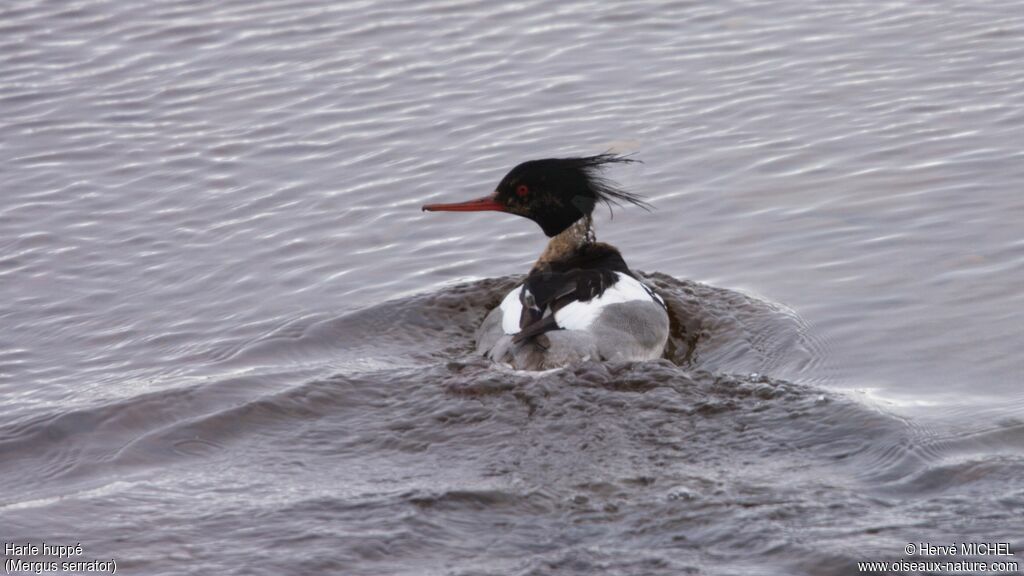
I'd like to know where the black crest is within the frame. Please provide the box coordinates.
[558,154,652,214]
[495,153,652,236]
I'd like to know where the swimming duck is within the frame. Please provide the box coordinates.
[422,154,668,370]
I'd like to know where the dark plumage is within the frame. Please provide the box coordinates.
[493,154,651,236]
[423,153,651,237]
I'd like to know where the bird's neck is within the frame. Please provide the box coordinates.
[532,216,594,271]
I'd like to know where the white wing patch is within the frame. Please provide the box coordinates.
[499,285,524,334]
[498,274,661,335]
[554,273,661,331]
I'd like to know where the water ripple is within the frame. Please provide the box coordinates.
[3,0,1024,572]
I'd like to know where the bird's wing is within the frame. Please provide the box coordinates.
[513,268,619,343]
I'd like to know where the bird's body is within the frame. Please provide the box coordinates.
[423,154,669,370]
[477,271,668,370]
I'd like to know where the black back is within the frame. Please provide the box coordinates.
[514,243,633,340]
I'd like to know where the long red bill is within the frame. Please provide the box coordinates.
[422,193,506,212]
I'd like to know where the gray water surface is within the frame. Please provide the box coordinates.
[2,0,1023,574]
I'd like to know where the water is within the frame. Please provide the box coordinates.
[2,0,1023,574]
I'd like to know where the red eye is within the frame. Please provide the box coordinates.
[516,185,529,197]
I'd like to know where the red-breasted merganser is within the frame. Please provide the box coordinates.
[422,154,669,370]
